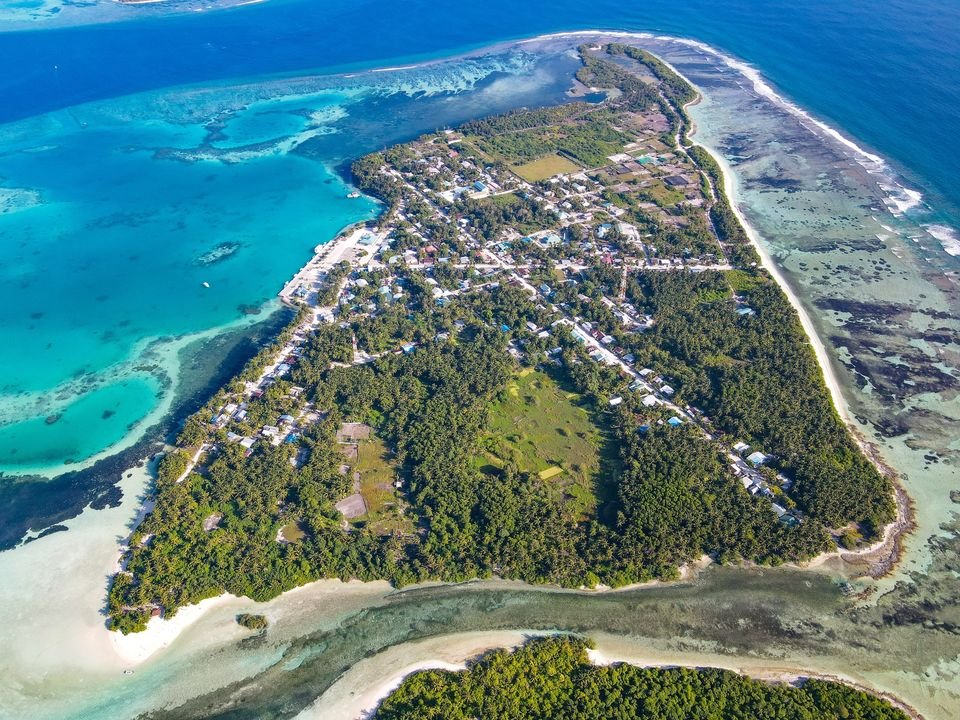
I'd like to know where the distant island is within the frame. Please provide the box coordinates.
[107,43,896,634]
[373,636,912,720]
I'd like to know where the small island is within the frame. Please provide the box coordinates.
[372,636,912,720]
[236,613,268,631]
[107,43,896,634]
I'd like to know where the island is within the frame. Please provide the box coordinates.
[107,43,896,634]
[372,636,912,720]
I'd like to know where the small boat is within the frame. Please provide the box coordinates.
[347,191,361,199]
[202,281,210,288]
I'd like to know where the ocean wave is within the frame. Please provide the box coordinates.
[924,224,960,257]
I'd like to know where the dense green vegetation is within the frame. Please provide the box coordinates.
[109,281,850,632]
[236,613,268,630]
[467,105,633,168]
[374,637,909,720]
[107,42,895,633]
[553,266,894,535]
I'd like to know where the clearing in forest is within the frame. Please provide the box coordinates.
[513,153,581,181]
[344,434,413,535]
[478,369,603,519]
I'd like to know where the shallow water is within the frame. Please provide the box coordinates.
[0,47,578,479]
[1,29,959,720]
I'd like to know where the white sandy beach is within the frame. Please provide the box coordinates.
[110,595,237,665]
[279,224,383,306]
[299,630,540,720]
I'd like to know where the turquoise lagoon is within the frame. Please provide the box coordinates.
[0,48,578,478]
[0,105,377,475]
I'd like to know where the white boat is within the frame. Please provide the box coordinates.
[202,281,210,288]
[347,191,361,199]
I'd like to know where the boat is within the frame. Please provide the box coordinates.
[202,281,210,288]
[347,191,361,199]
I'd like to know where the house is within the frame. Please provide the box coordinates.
[667,416,683,426]
[609,396,623,406]
[771,503,788,518]
[664,175,691,187]
[239,437,256,450]
[401,342,416,354]
[737,306,755,316]
[747,451,768,466]
[641,395,659,407]
[732,441,751,454]
[659,384,675,396]
[473,181,487,192]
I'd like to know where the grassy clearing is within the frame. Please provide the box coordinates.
[352,436,413,535]
[640,181,686,208]
[280,521,306,543]
[726,269,769,294]
[513,153,581,182]
[479,369,602,519]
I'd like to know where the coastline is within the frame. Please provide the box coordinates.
[676,79,912,578]
[105,34,917,658]
[1,27,956,720]
[301,630,539,720]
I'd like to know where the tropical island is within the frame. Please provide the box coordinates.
[107,43,896,634]
[372,636,911,720]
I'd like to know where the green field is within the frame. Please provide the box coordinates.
[352,436,413,535]
[478,369,603,519]
[513,153,581,181]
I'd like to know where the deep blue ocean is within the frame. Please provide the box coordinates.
[2,0,958,213]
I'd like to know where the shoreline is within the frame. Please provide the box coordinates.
[106,35,918,660]
[277,220,375,306]
[677,86,912,579]
[693,138,913,578]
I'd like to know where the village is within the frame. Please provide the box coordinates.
[106,46,903,638]
[189,94,802,536]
